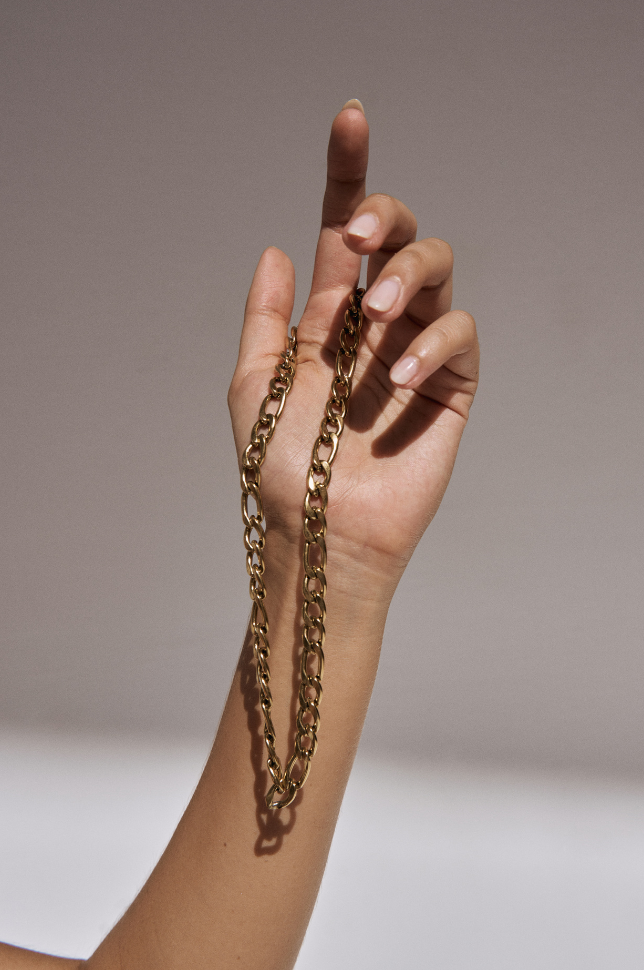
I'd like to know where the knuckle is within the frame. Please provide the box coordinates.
[451,309,476,335]
[405,238,453,287]
[404,245,428,274]
[425,238,454,276]
[366,194,417,233]
[429,323,451,346]
[367,192,395,208]
[432,237,454,260]
[443,241,455,271]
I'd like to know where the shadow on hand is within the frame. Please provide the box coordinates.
[334,316,445,459]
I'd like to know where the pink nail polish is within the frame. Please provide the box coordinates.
[390,355,419,386]
[347,213,378,240]
[365,279,401,314]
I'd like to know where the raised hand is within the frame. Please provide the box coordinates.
[2,101,479,970]
[229,102,478,598]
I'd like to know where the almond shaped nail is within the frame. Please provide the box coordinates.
[347,212,378,240]
[390,355,420,386]
[365,279,401,314]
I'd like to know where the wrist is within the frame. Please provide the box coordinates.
[248,529,387,780]
[260,529,395,637]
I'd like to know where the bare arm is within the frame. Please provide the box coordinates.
[3,102,478,970]
[0,944,82,969]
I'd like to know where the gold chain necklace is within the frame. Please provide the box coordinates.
[240,289,365,809]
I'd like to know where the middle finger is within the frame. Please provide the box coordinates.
[344,196,453,323]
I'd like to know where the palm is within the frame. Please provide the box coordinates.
[231,291,473,581]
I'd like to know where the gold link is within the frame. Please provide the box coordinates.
[258,402,278,432]
[245,522,264,554]
[303,494,325,522]
[252,599,268,632]
[303,535,327,575]
[297,705,320,736]
[303,514,326,541]
[312,433,339,466]
[247,432,267,462]
[325,399,345,423]
[331,376,350,399]
[286,749,312,787]
[266,783,298,810]
[302,596,326,625]
[310,457,332,483]
[306,473,328,502]
[301,641,324,679]
[302,573,326,602]
[239,293,364,810]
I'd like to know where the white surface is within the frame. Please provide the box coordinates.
[1,731,644,968]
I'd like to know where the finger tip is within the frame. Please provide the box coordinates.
[261,245,292,268]
[390,375,419,390]
[256,247,295,292]
[344,231,376,254]
[332,101,369,142]
[362,305,389,324]
[389,372,411,389]
[342,98,365,115]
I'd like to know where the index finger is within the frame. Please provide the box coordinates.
[307,101,369,298]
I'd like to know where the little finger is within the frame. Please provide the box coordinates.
[389,309,479,390]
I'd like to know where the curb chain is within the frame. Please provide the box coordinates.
[240,289,365,809]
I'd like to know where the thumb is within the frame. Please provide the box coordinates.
[235,247,295,381]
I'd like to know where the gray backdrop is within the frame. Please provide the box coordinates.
[2,0,643,774]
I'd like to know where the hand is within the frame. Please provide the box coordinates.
[228,102,479,603]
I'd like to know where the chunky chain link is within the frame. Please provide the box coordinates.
[240,289,365,810]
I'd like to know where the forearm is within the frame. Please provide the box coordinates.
[85,547,389,970]
[0,944,83,969]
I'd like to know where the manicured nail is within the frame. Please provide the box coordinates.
[347,213,378,240]
[365,279,401,314]
[342,98,365,114]
[390,355,420,386]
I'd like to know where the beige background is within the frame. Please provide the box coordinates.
[2,0,643,774]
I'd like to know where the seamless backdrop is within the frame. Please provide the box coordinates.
[2,0,643,774]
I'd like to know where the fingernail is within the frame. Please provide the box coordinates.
[347,212,378,240]
[390,355,420,386]
[342,98,365,114]
[365,279,401,314]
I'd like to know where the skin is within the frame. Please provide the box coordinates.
[0,101,478,970]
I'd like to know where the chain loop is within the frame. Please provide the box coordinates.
[240,290,365,810]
